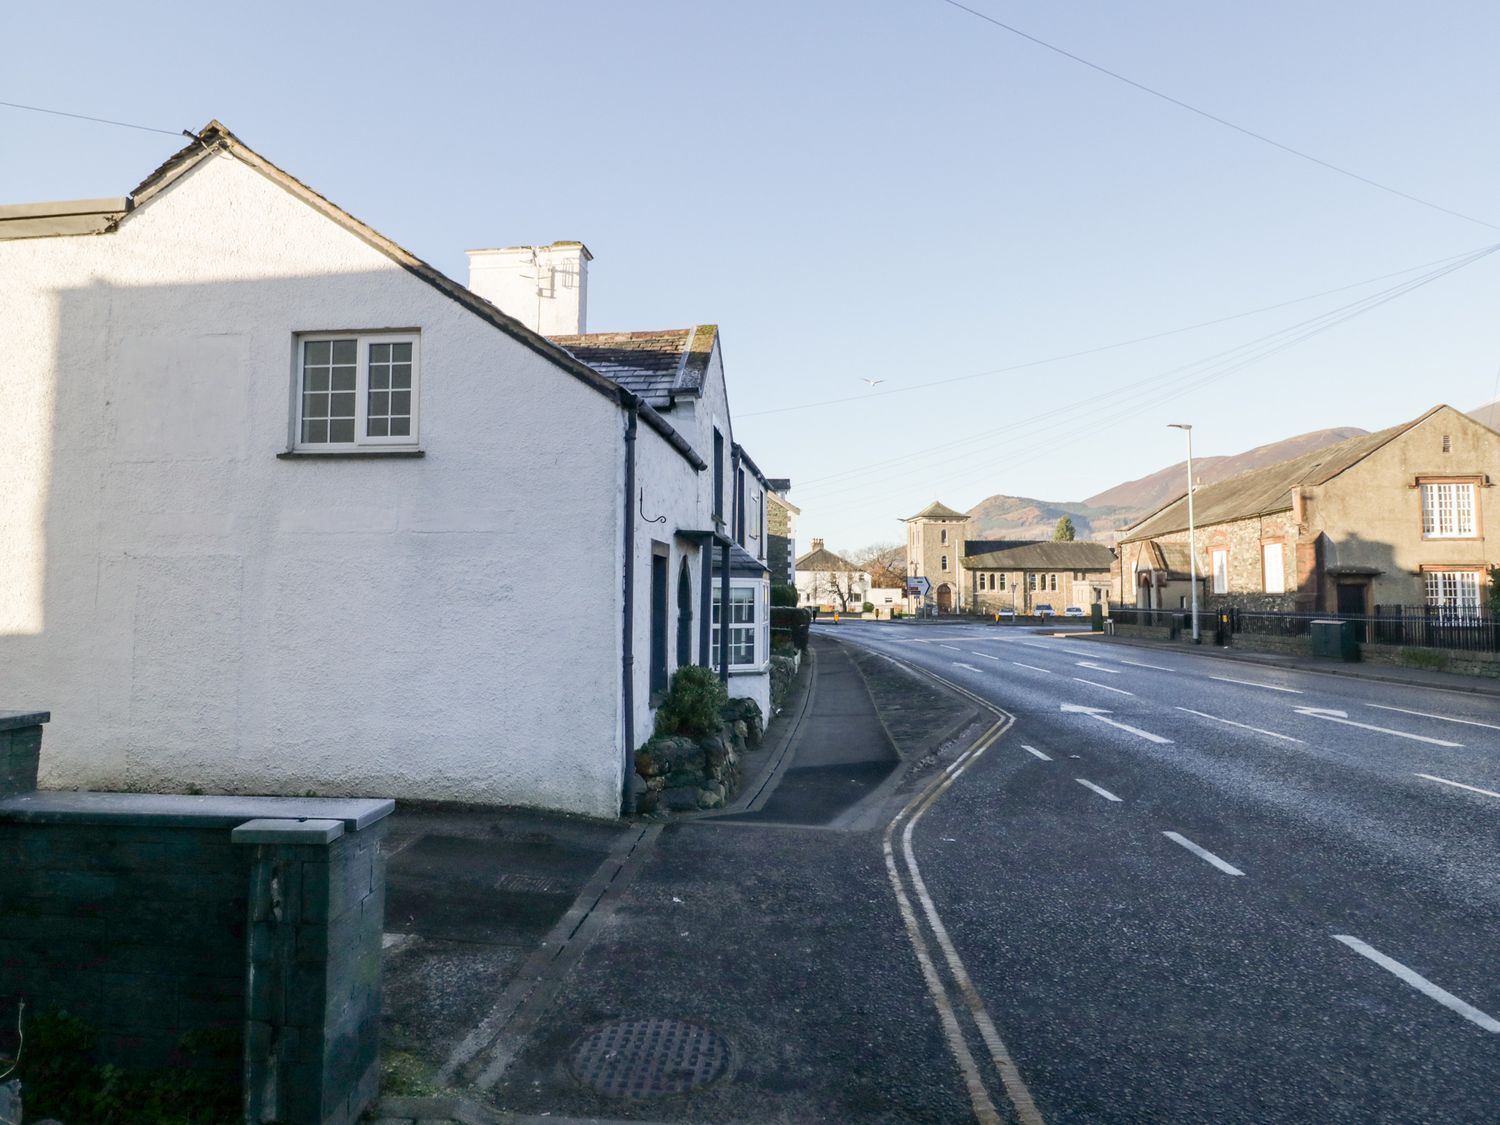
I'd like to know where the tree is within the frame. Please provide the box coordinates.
[1488,565,1500,616]
[850,543,906,589]
[1053,517,1076,542]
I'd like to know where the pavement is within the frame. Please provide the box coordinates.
[371,638,987,1122]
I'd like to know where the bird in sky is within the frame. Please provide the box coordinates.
[861,378,885,387]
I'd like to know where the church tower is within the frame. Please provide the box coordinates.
[902,501,972,613]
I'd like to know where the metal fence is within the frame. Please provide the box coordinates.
[1112,604,1498,653]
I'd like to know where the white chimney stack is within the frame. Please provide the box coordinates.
[465,241,592,336]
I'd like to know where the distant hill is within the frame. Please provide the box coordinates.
[1470,398,1500,431]
[965,426,1369,544]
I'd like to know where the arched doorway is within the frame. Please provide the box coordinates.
[936,583,952,613]
[676,557,694,667]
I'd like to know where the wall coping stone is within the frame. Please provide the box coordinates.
[0,711,49,731]
[0,791,393,830]
[231,817,345,845]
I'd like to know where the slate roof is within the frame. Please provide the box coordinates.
[1120,409,1440,543]
[795,545,862,573]
[904,501,971,522]
[962,542,1114,571]
[712,542,769,576]
[549,327,717,408]
[964,538,1030,557]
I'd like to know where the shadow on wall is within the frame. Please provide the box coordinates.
[1315,531,1408,614]
[0,272,586,795]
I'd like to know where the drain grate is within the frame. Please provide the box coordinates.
[568,1017,731,1098]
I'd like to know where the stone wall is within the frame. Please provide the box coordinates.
[1362,644,1500,678]
[634,698,763,814]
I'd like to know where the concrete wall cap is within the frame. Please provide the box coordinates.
[0,792,393,830]
[0,711,50,731]
[231,817,345,845]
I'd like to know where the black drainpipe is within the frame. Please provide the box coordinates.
[719,538,731,684]
[621,403,639,815]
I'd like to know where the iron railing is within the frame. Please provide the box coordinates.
[1112,604,1497,653]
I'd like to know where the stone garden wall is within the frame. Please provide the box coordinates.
[634,698,764,815]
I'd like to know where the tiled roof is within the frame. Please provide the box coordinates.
[964,538,1030,557]
[549,326,717,408]
[713,542,769,576]
[904,501,970,522]
[1120,410,1439,542]
[962,542,1114,570]
[795,546,861,573]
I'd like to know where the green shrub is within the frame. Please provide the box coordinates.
[770,606,812,651]
[1398,648,1449,671]
[770,583,799,608]
[18,1009,238,1125]
[654,665,730,737]
[862,602,875,614]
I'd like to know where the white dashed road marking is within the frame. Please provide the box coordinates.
[1415,774,1500,802]
[1368,704,1500,732]
[1075,778,1123,802]
[1013,662,1050,673]
[1162,831,1245,875]
[1333,935,1500,1033]
[1021,745,1052,761]
[1210,675,1303,694]
[1176,707,1304,743]
[1072,677,1134,697]
[971,651,1000,660]
[1292,707,1463,748]
[1119,658,1175,671]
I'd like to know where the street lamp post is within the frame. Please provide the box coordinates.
[1168,423,1200,642]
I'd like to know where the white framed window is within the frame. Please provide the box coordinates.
[1420,482,1476,538]
[1211,548,1228,594]
[295,333,419,450]
[712,582,761,667]
[1425,570,1481,617]
[1262,543,1285,594]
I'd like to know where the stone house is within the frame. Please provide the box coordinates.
[1117,405,1499,615]
[794,540,870,611]
[0,121,775,817]
[765,479,799,588]
[963,542,1115,614]
[903,501,972,612]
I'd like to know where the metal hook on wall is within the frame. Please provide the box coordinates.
[639,487,666,525]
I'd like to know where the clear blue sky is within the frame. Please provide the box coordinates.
[7,1,1500,553]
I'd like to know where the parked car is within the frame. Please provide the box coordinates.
[996,608,1016,619]
[1035,604,1056,618]
[1063,606,1086,617]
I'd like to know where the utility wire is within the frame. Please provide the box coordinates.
[743,246,1492,419]
[822,248,1498,516]
[798,244,1500,501]
[0,98,183,137]
[931,0,1500,233]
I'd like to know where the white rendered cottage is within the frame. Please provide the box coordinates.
[0,121,770,817]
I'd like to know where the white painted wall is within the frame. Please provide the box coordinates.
[0,153,654,817]
[465,242,590,335]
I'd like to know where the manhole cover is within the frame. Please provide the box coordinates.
[568,1017,731,1098]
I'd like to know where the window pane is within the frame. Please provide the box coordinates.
[331,366,356,392]
[392,342,412,362]
[303,419,328,443]
[391,390,411,415]
[390,364,412,389]
[302,392,327,420]
[368,418,389,437]
[369,391,389,416]
[329,418,355,443]
[330,392,356,418]
[305,340,331,365]
[305,369,329,393]
[369,367,390,390]
[390,418,410,437]
[369,342,391,363]
[331,339,357,364]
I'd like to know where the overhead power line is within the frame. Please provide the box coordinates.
[742,246,1491,419]
[0,98,183,137]
[931,0,1500,233]
[797,243,1500,503]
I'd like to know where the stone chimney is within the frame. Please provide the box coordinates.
[465,241,592,335]
[811,538,824,552]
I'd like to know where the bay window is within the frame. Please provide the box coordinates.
[712,582,765,668]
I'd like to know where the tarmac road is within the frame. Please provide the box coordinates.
[831,619,1500,1123]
